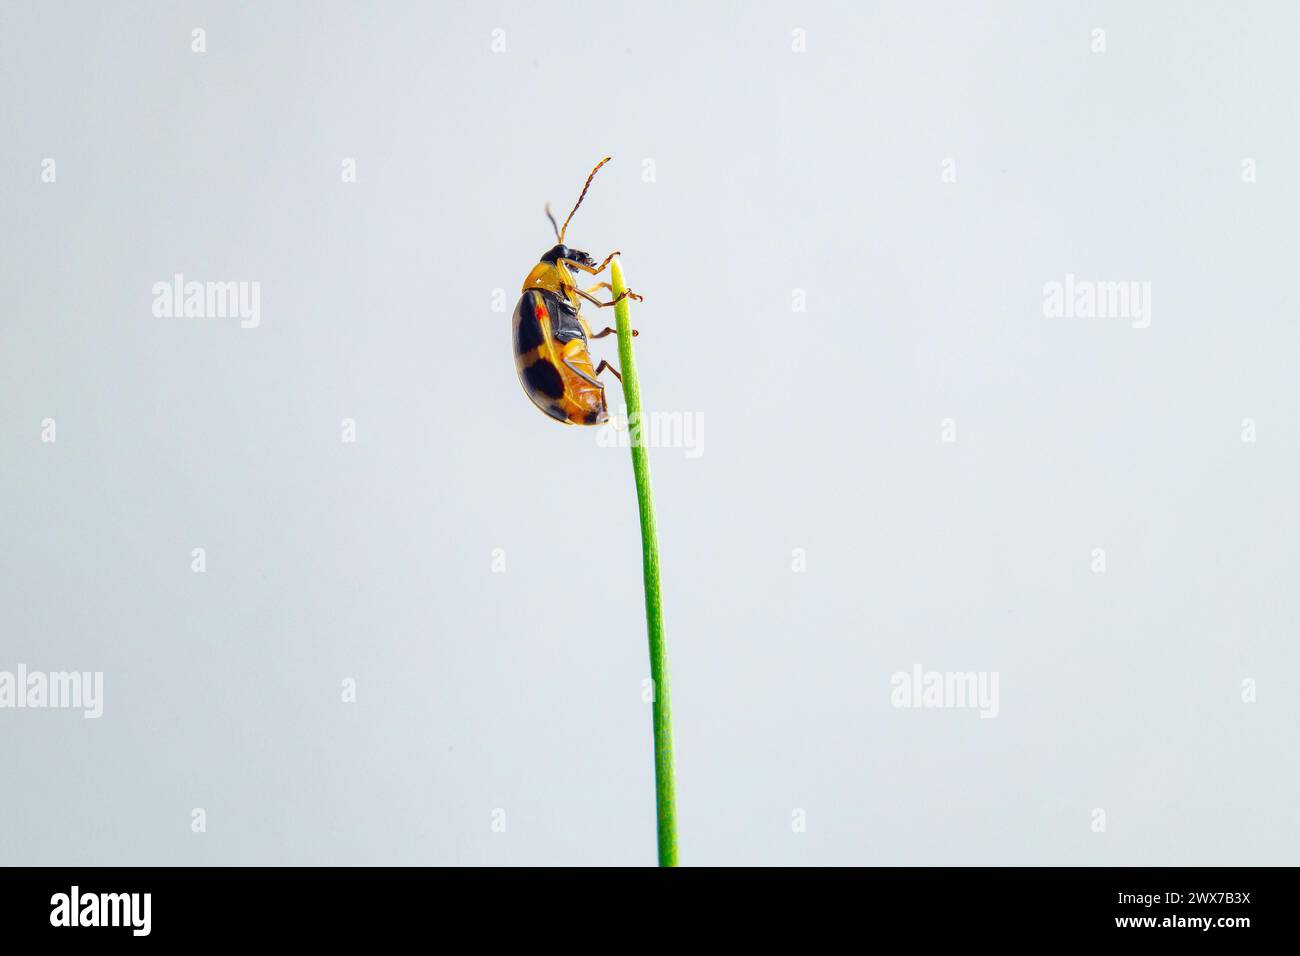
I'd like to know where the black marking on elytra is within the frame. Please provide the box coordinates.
[547,403,569,421]
[523,359,565,399]
[515,294,546,352]
[584,409,604,425]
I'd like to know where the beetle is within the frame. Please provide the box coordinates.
[513,156,643,425]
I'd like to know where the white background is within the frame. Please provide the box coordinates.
[2,1,1297,865]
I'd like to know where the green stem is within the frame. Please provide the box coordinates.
[610,258,677,867]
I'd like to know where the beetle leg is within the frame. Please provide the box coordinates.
[583,286,643,334]
[562,354,604,388]
[594,360,623,383]
[580,313,638,340]
[571,287,643,309]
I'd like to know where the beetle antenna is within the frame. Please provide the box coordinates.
[558,156,612,243]
[544,202,561,241]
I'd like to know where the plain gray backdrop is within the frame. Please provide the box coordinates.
[2,1,1298,866]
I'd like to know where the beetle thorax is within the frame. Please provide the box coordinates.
[522,261,576,301]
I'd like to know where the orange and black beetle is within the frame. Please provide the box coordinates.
[513,157,642,425]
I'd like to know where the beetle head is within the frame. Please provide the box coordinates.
[541,244,594,267]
